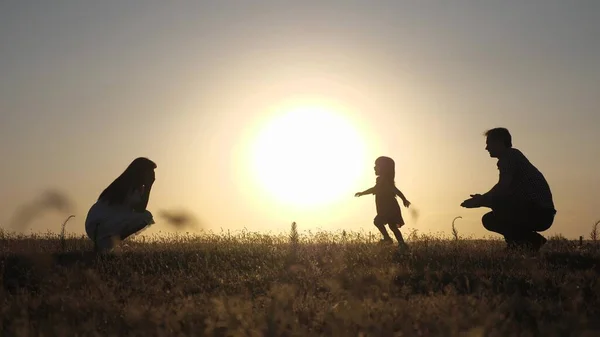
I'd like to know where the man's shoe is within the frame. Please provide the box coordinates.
[530,233,547,252]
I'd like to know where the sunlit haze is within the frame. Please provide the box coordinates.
[250,104,367,209]
[1,1,598,238]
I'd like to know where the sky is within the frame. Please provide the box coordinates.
[1,0,599,239]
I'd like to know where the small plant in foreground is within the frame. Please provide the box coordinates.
[60,215,75,252]
[289,221,298,245]
[452,216,461,241]
[590,220,599,244]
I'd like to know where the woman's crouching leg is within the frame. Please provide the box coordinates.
[119,210,155,241]
[90,211,155,251]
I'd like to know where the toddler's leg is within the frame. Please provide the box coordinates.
[374,216,392,242]
[389,225,405,244]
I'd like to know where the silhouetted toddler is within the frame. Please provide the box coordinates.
[356,156,411,249]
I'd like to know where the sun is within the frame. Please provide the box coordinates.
[251,105,367,209]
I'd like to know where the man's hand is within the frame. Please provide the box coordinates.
[355,192,363,197]
[460,194,484,208]
[402,199,411,208]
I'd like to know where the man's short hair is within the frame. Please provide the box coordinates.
[484,127,512,147]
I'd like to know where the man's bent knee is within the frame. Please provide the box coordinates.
[533,209,556,232]
[482,212,496,231]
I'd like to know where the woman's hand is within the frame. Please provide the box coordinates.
[133,169,155,212]
[144,169,156,186]
[402,199,411,208]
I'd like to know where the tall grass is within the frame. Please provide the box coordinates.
[1,228,599,336]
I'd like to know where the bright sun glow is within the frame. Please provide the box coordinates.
[251,105,367,209]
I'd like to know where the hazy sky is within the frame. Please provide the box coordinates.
[1,0,599,239]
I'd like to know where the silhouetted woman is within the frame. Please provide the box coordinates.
[356,156,411,249]
[85,157,157,251]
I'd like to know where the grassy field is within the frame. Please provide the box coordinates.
[1,228,600,337]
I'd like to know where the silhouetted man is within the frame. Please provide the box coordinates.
[461,128,556,251]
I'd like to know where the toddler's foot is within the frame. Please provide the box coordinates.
[394,242,410,259]
[398,241,409,252]
[378,238,393,245]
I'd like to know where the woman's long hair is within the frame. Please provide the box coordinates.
[98,157,157,205]
[375,156,395,184]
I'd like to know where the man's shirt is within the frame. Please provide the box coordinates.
[497,148,555,211]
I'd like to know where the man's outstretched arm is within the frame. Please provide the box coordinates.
[463,157,515,209]
[481,163,514,205]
